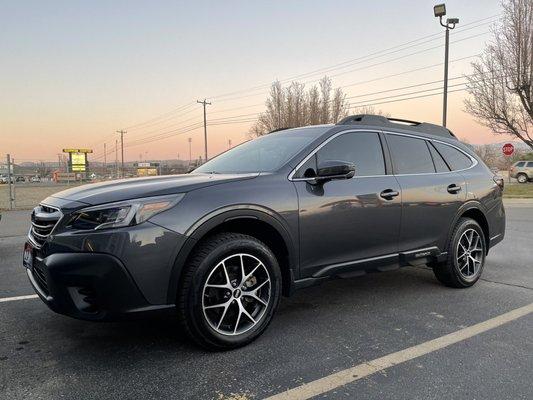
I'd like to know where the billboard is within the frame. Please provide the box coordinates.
[71,153,87,172]
[63,148,92,174]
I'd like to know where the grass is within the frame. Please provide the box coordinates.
[0,184,81,210]
[503,183,533,198]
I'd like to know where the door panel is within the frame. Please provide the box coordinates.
[395,172,466,252]
[295,176,402,277]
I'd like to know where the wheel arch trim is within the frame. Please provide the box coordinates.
[166,205,297,303]
[447,201,491,251]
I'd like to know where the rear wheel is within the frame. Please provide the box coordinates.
[517,173,528,183]
[432,218,486,288]
[177,232,281,350]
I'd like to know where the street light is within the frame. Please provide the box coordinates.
[434,3,459,127]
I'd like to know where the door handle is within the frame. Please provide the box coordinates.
[447,184,462,194]
[380,189,399,200]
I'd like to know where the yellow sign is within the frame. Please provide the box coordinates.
[71,164,86,172]
[63,148,93,153]
[71,152,87,172]
[137,168,157,177]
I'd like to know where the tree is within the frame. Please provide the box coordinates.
[473,144,500,167]
[464,0,533,150]
[249,76,349,136]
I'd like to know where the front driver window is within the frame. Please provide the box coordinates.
[294,131,385,178]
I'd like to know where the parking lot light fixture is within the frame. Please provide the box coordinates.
[434,3,459,127]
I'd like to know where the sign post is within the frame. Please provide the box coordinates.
[502,143,515,183]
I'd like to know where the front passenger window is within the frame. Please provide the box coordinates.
[294,131,385,178]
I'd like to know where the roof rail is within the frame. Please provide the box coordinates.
[268,127,291,133]
[336,114,457,139]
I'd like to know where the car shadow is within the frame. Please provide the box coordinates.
[47,266,440,356]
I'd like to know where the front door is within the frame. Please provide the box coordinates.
[292,130,402,278]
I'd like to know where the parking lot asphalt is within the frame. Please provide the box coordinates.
[0,204,532,400]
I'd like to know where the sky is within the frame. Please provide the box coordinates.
[0,0,506,163]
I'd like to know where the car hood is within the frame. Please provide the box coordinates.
[47,173,259,205]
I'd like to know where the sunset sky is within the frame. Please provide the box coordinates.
[1,0,506,163]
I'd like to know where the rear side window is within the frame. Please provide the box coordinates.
[527,162,533,167]
[433,142,473,171]
[428,143,450,172]
[294,131,385,177]
[387,134,435,174]
[515,162,526,167]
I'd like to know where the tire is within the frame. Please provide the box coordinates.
[517,173,528,184]
[177,232,282,350]
[432,218,486,288]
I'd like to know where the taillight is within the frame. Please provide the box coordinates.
[493,176,504,190]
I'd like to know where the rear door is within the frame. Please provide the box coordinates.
[385,133,467,253]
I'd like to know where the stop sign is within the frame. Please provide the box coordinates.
[502,143,514,156]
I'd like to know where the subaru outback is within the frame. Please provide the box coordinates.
[23,115,505,350]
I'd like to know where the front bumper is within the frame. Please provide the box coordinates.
[26,249,163,320]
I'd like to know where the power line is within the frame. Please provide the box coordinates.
[209,15,499,101]
[124,102,195,131]
[349,87,468,109]
[91,18,497,154]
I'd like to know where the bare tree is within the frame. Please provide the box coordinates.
[474,144,500,167]
[464,0,533,150]
[352,105,390,117]
[249,76,349,136]
[307,85,321,126]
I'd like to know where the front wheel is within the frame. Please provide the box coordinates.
[177,233,282,350]
[432,218,486,288]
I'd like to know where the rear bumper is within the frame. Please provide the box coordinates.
[26,250,169,320]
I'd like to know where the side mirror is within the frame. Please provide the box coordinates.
[314,160,355,183]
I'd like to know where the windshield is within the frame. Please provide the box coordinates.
[194,126,329,174]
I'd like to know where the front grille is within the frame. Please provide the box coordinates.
[29,204,62,247]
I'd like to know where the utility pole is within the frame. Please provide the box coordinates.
[188,137,192,166]
[228,139,232,149]
[103,143,107,176]
[434,4,458,127]
[6,154,13,210]
[197,99,211,162]
[116,130,126,177]
[115,139,118,178]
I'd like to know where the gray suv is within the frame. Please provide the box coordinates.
[510,160,533,183]
[23,115,505,350]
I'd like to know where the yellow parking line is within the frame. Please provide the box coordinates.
[265,302,533,400]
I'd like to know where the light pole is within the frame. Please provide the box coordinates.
[434,3,459,127]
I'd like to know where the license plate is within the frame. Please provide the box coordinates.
[23,242,34,269]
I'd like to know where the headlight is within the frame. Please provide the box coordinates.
[67,194,184,230]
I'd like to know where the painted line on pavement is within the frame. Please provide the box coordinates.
[265,302,533,400]
[0,294,38,303]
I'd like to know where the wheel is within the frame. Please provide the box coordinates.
[432,218,486,288]
[177,232,282,350]
[517,173,528,183]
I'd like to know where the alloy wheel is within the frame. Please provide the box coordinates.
[456,228,484,281]
[202,253,271,336]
